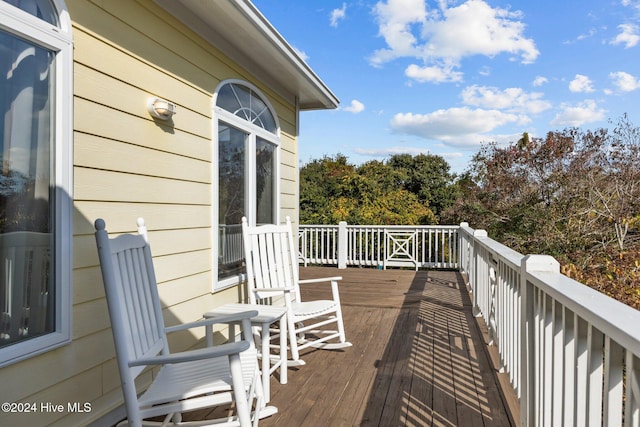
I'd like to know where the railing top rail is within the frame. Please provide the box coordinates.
[458,223,523,270]
[344,224,460,230]
[474,235,524,271]
[299,224,460,230]
[528,268,640,356]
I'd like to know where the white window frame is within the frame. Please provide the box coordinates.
[0,0,73,367]
[213,80,280,291]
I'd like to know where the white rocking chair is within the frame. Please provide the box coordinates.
[241,217,351,364]
[95,218,265,427]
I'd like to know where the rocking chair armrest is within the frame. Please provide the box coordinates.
[129,340,250,367]
[299,276,343,285]
[253,286,296,293]
[164,310,259,334]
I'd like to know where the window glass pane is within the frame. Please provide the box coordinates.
[0,29,55,347]
[231,84,252,121]
[257,108,276,133]
[216,84,242,119]
[218,123,246,280]
[216,83,277,134]
[256,138,275,225]
[2,0,59,26]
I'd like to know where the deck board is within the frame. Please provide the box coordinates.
[259,266,517,427]
[156,267,518,427]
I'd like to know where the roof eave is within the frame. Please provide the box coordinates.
[153,0,339,111]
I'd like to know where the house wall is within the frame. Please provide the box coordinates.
[0,0,299,426]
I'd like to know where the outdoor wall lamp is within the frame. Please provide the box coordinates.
[147,97,176,120]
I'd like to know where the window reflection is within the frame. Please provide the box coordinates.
[218,124,246,279]
[256,138,275,225]
[0,29,55,347]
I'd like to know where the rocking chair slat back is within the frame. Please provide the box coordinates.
[245,221,299,303]
[96,229,167,379]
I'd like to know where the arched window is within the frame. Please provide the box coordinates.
[216,82,277,133]
[214,81,279,288]
[0,0,73,366]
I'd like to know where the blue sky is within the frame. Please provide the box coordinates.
[252,0,640,173]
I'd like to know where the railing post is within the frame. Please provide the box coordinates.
[520,254,560,427]
[471,229,487,317]
[459,222,469,275]
[337,221,348,269]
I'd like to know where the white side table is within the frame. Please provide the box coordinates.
[204,303,287,403]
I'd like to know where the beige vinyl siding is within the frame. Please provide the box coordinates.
[280,139,300,216]
[0,0,300,425]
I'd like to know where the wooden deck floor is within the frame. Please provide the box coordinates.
[151,266,518,427]
[257,266,518,427]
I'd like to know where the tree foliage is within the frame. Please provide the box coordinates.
[299,153,457,225]
[441,115,640,308]
[443,116,640,258]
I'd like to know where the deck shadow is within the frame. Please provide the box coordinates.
[359,269,514,427]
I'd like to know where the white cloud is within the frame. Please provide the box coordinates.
[343,99,366,113]
[293,46,309,62]
[478,66,491,76]
[390,107,520,147]
[621,0,640,11]
[354,146,464,160]
[550,100,606,127]
[330,3,347,28]
[577,28,597,41]
[354,146,430,156]
[609,71,640,91]
[532,76,548,87]
[564,28,597,45]
[461,85,552,114]
[569,74,595,93]
[405,63,463,83]
[370,0,427,66]
[370,0,538,82]
[426,1,539,63]
[611,23,640,48]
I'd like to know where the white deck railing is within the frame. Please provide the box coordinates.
[300,221,640,426]
[298,222,458,269]
[458,222,640,427]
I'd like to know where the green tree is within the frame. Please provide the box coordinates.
[299,154,443,225]
[386,153,458,218]
[299,154,356,224]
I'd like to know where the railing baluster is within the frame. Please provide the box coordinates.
[588,325,605,427]
[575,316,589,426]
[563,307,575,427]
[552,299,563,426]
[604,336,624,426]
[626,352,640,427]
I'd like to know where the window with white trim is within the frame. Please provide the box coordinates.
[215,81,279,289]
[0,0,73,366]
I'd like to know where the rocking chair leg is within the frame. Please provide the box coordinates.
[229,355,252,427]
[288,320,300,362]
[337,313,347,343]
